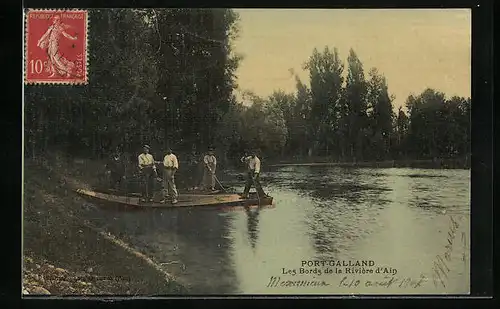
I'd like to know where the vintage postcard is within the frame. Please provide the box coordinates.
[22,8,471,296]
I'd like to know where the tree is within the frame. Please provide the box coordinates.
[366,68,394,160]
[284,71,313,158]
[240,92,287,157]
[215,101,246,162]
[267,90,295,155]
[344,49,368,161]
[395,106,409,158]
[404,88,470,159]
[155,9,241,152]
[303,46,344,156]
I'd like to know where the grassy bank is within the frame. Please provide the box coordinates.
[23,155,187,296]
[267,156,470,169]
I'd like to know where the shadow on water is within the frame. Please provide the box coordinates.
[407,174,448,178]
[404,170,470,216]
[84,205,241,294]
[266,166,391,200]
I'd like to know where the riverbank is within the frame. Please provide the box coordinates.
[23,154,187,296]
[267,157,470,169]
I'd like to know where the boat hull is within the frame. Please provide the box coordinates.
[75,188,274,210]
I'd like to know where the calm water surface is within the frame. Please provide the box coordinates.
[86,166,470,295]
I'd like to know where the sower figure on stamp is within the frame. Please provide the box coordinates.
[138,145,156,202]
[203,147,217,191]
[240,149,268,199]
[161,148,179,204]
[37,15,78,78]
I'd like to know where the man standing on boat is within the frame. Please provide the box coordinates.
[240,149,268,199]
[138,145,156,202]
[203,147,217,191]
[161,148,179,204]
[186,148,200,190]
[106,150,126,191]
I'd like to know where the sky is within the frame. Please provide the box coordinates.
[232,9,471,110]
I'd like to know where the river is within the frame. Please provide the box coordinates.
[84,166,470,295]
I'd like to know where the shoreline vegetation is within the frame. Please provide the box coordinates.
[24,9,470,171]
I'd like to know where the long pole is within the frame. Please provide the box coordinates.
[205,163,227,192]
[214,174,227,192]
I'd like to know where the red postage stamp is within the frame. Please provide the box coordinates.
[24,9,88,84]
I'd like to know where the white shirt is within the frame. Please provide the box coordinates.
[163,153,179,169]
[242,156,261,174]
[138,153,156,170]
[204,155,217,171]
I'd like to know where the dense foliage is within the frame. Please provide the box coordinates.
[24,9,470,165]
[25,8,241,160]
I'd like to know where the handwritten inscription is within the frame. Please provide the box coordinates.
[461,231,468,263]
[432,215,462,288]
[339,275,427,289]
[267,276,330,288]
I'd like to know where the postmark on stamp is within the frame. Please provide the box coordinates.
[24,9,88,85]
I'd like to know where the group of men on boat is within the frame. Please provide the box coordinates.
[105,145,269,204]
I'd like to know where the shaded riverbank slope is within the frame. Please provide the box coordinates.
[23,156,187,296]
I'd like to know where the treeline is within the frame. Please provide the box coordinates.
[219,47,471,162]
[24,9,470,165]
[25,8,241,160]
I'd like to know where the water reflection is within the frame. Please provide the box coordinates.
[245,207,260,251]
[346,168,471,294]
[81,166,469,294]
[302,168,392,259]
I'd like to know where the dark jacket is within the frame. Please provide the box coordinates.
[106,155,125,176]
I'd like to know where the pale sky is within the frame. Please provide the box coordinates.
[232,9,471,110]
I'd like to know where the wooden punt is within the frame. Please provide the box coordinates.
[75,188,274,210]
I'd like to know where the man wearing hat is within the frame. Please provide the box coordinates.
[106,150,126,191]
[138,145,156,202]
[240,149,268,199]
[203,147,217,191]
[161,148,179,204]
